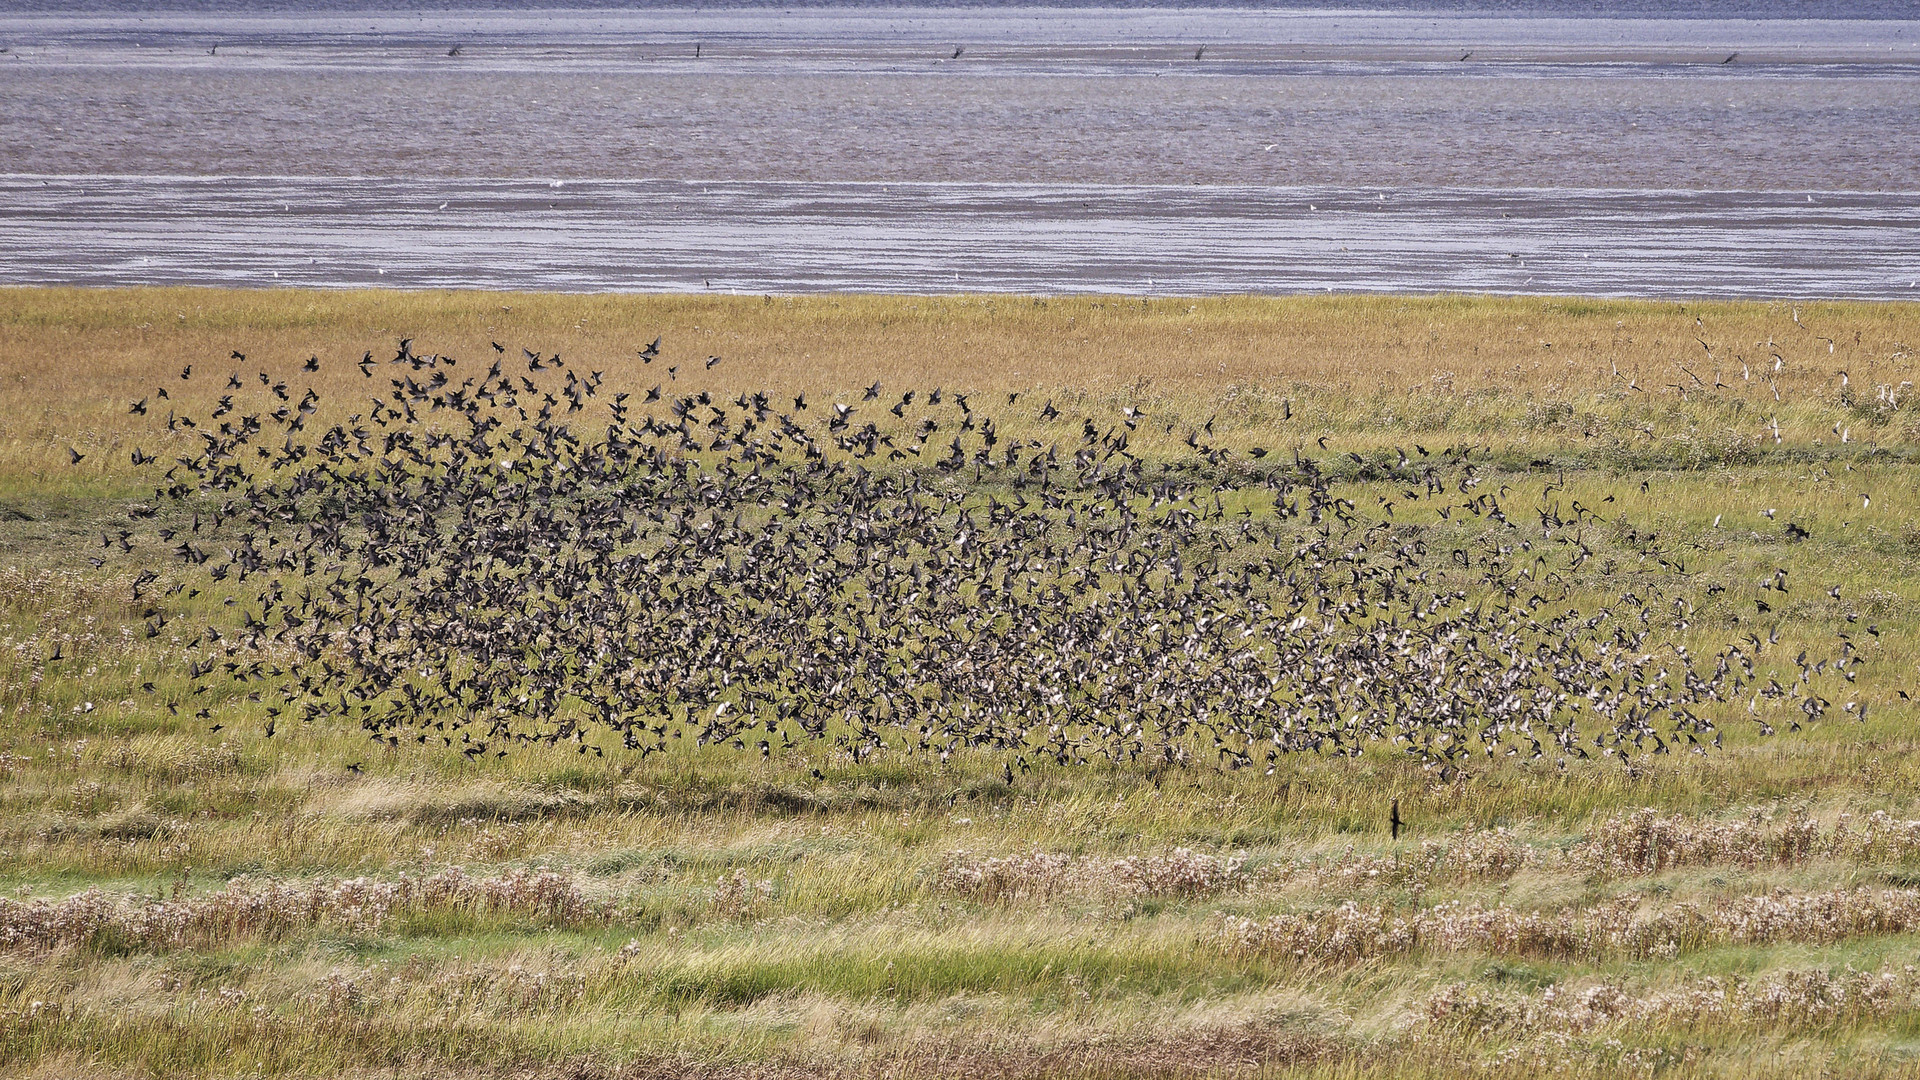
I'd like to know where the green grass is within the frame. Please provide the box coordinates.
[4,288,1920,1077]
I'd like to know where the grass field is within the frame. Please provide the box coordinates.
[4,287,1920,1079]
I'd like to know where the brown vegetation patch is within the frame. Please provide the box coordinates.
[1216,885,1920,964]
[0,869,595,953]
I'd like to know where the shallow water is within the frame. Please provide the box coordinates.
[6,8,1916,74]
[3,5,1916,296]
[11,0,1920,15]
[6,67,1919,192]
[5,176,1915,299]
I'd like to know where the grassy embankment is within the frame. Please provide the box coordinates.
[3,287,1920,1078]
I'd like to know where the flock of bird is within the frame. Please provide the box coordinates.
[105,338,1863,776]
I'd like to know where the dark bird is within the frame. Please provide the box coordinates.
[110,332,1829,786]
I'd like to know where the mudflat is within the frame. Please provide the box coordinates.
[4,5,1918,296]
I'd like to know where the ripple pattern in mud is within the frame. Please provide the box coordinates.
[2,176,1916,299]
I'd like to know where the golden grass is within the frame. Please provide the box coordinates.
[6,286,1920,1077]
[6,287,1917,490]
[6,286,1916,392]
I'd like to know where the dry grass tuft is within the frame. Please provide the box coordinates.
[1426,964,1920,1035]
[0,869,594,953]
[938,848,1247,901]
[1216,885,1920,964]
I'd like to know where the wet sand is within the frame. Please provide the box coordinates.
[6,68,1919,192]
[3,6,1916,297]
[5,176,1914,298]
[5,9,1917,70]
